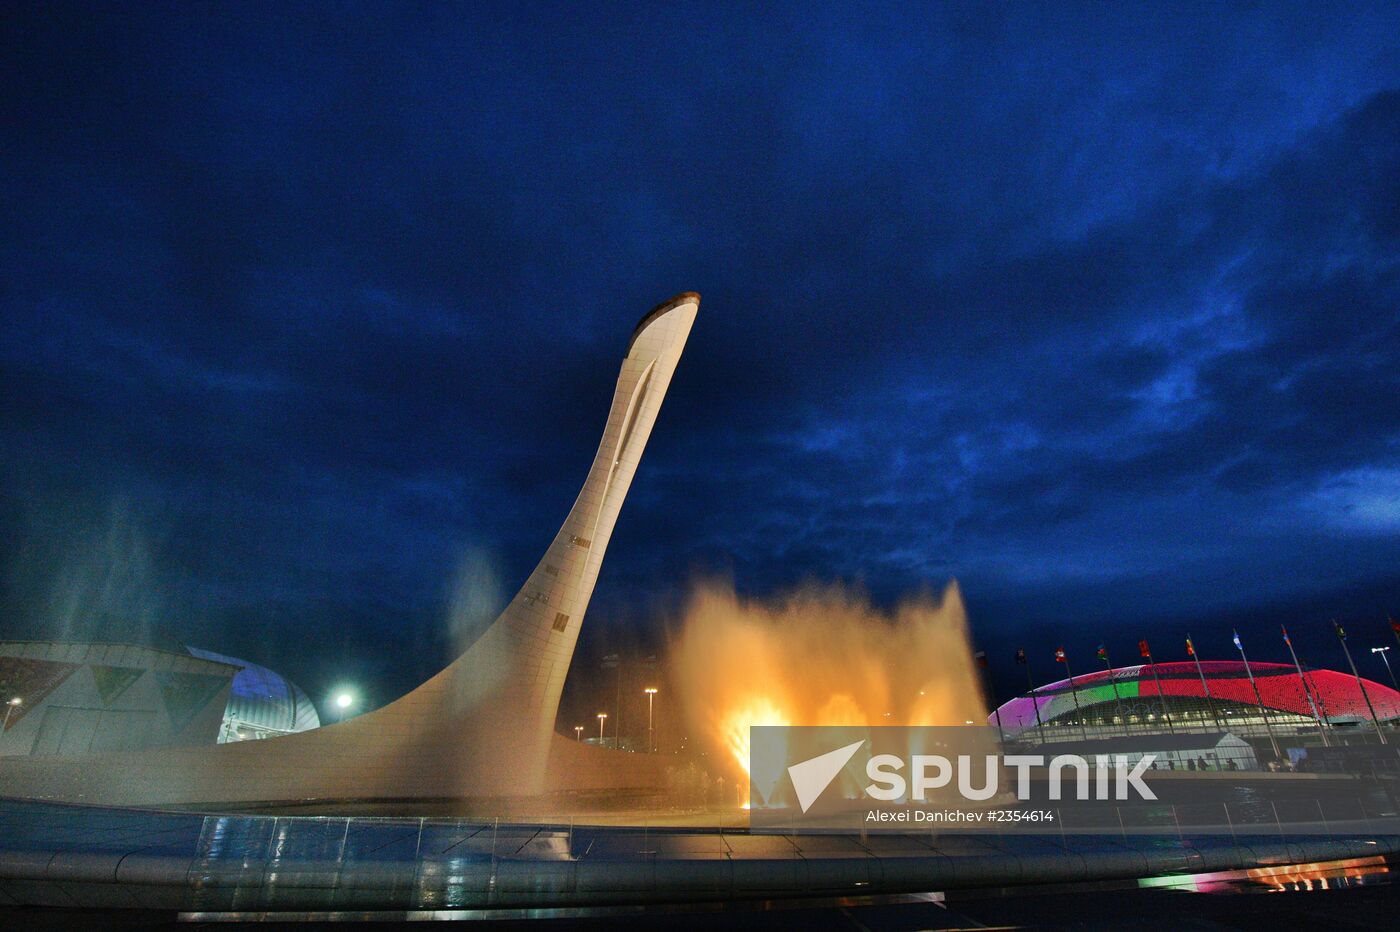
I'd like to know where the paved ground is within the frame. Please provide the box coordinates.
[3,796,1396,925]
[2,877,1397,929]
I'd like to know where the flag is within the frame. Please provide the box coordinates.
[1054,647,1066,663]
[1281,625,1291,646]
[1138,639,1151,658]
[1232,630,1243,650]
[1096,644,1108,661]
[1014,648,1027,665]
[1389,616,1399,634]
[974,650,988,669]
[1185,636,1195,657]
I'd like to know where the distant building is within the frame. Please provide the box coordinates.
[187,647,320,741]
[0,641,320,756]
[992,660,1400,739]
[0,641,236,756]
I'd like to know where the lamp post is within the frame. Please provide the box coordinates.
[644,687,658,752]
[2,697,21,738]
[574,725,584,742]
[597,712,608,745]
[1372,646,1398,692]
[1334,621,1386,745]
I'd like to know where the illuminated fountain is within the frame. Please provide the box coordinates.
[672,578,987,801]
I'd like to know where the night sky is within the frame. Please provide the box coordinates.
[4,3,1399,717]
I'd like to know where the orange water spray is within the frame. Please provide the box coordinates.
[672,579,987,799]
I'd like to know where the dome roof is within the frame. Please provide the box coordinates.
[186,646,320,734]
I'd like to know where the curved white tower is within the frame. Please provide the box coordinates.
[0,293,699,805]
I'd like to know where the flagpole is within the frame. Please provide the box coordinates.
[1307,666,1336,736]
[1098,646,1129,736]
[1019,649,1045,745]
[1186,634,1225,732]
[1334,620,1387,745]
[1140,641,1175,734]
[1060,650,1089,741]
[1233,630,1282,761]
[977,652,1006,746]
[1282,625,1331,747]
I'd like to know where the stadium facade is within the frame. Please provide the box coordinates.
[0,641,236,756]
[0,642,321,756]
[993,660,1400,738]
[186,647,321,741]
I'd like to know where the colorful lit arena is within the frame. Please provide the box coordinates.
[992,661,1400,738]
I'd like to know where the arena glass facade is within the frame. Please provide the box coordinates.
[992,661,1400,737]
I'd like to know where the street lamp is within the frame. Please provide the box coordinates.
[2,697,21,737]
[574,725,584,742]
[644,687,658,752]
[1373,646,1398,691]
[330,690,357,722]
[596,712,608,745]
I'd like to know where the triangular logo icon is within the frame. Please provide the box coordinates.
[154,671,229,733]
[92,665,143,706]
[787,739,865,813]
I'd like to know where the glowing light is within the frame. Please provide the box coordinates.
[674,580,986,801]
[1247,856,1389,892]
[1143,855,1388,894]
[722,696,790,777]
[335,693,353,709]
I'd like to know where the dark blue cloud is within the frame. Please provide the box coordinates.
[3,2,1399,707]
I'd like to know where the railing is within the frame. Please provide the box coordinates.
[2,793,1398,912]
